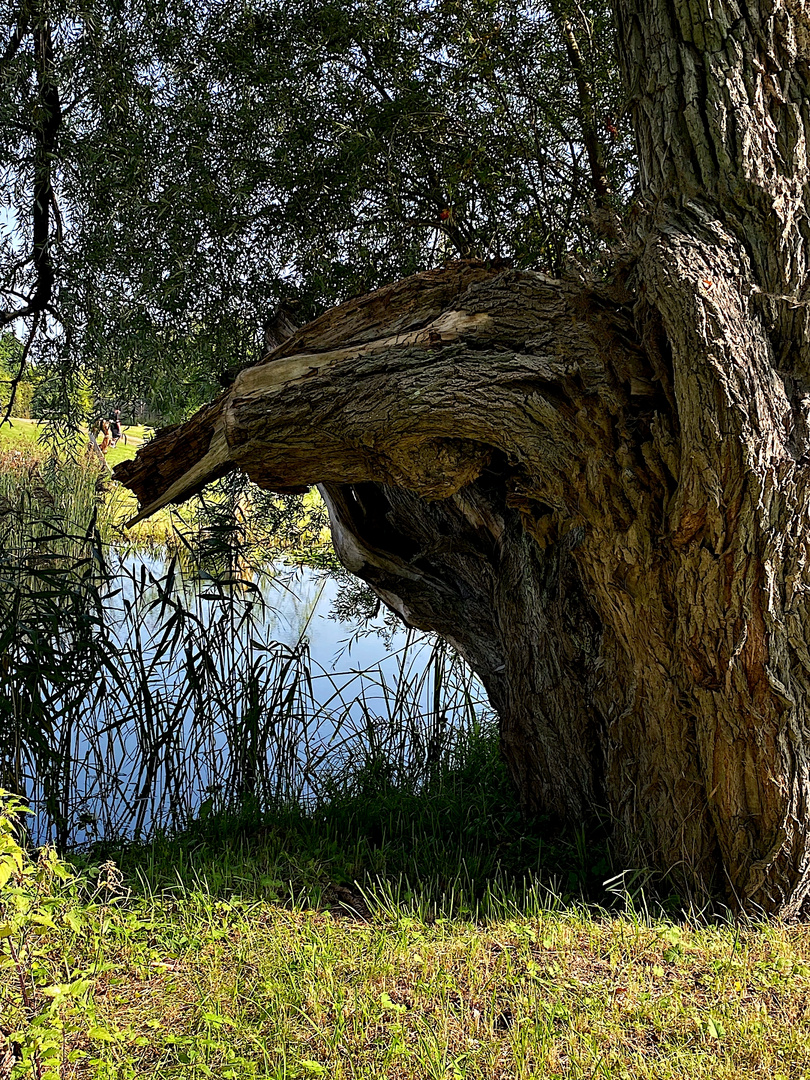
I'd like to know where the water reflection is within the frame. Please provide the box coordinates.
[25,551,486,847]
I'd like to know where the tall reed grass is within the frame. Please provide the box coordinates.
[0,448,488,850]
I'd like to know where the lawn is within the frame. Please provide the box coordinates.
[0,415,334,558]
[2,793,809,1080]
[0,416,192,547]
[0,416,151,467]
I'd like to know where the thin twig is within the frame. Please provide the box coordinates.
[1,311,39,426]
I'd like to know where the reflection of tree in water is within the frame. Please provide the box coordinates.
[328,569,401,651]
[177,472,333,584]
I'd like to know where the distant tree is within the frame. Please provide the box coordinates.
[0,332,33,416]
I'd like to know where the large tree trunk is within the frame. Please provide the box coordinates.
[116,0,810,915]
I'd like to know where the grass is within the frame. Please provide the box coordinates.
[0,419,334,555]
[0,417,48,453]
[0,416,150,468]
[0,417,179,548]
[2,789,810,1080]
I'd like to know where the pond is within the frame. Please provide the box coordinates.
[14,549,487,847]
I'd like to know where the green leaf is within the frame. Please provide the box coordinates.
[64,910,83,933]
[41,979,90,999]
[0,857,18,889]
[29,914,57,929]
[706,1016,725,1040]
[87,1026,118,1043]
[27,918,56,937]
[201,1011,234,1027]
[299,1062,327,1076]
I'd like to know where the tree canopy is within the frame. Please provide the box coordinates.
[0,0,632,422]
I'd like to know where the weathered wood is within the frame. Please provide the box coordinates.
[117,258,712,899]
[116,1,810,914]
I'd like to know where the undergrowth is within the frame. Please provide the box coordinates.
[0,447,361,848]
[3,790,810,1079]
[109,719,617,921]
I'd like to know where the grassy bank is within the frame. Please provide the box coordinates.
[0,416,150,468]
[0,418,333,557]
[2,786,809,1080]
[0,418,180,548]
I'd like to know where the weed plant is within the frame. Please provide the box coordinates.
[0,450,117,842]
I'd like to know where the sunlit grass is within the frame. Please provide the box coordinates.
[0,417,180,547]
[2,792,810,1080]
[0,416,47,452]
[0,415,150,464]
[0,419,334,555]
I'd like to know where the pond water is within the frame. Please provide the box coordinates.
[20,550,487,847]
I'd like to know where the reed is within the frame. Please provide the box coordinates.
[0,448,488,851]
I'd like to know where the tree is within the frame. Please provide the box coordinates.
[115,0,810,917]
[0,333,33,416]
[0,0,628,422]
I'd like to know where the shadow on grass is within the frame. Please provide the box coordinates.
[77,726,685,922]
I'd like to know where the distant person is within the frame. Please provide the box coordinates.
[109,409,122,447]
[97,417,111,453]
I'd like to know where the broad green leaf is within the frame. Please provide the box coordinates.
[299,1062,327,1076]
[88,1026,118,1043]
[706,1016,725,1039]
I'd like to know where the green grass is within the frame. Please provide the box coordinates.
[2,788,810,1080]
[0,417,178,546]
[0,431,177,554]
[0,419,334,556]
[0,417,46,452]
[106,721,612,920]
[0,416,151,467]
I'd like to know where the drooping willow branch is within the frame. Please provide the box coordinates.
[0,311,39,425]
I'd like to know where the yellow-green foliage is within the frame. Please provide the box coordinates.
[0,794,97,1080]
[0,417,149,469]
[0,421,333,558]
[4,380,34,419]
[0,418,47,453]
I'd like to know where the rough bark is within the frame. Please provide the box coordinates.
[116,0,810,915]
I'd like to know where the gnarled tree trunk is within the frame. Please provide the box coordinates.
[116,0,810,914]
